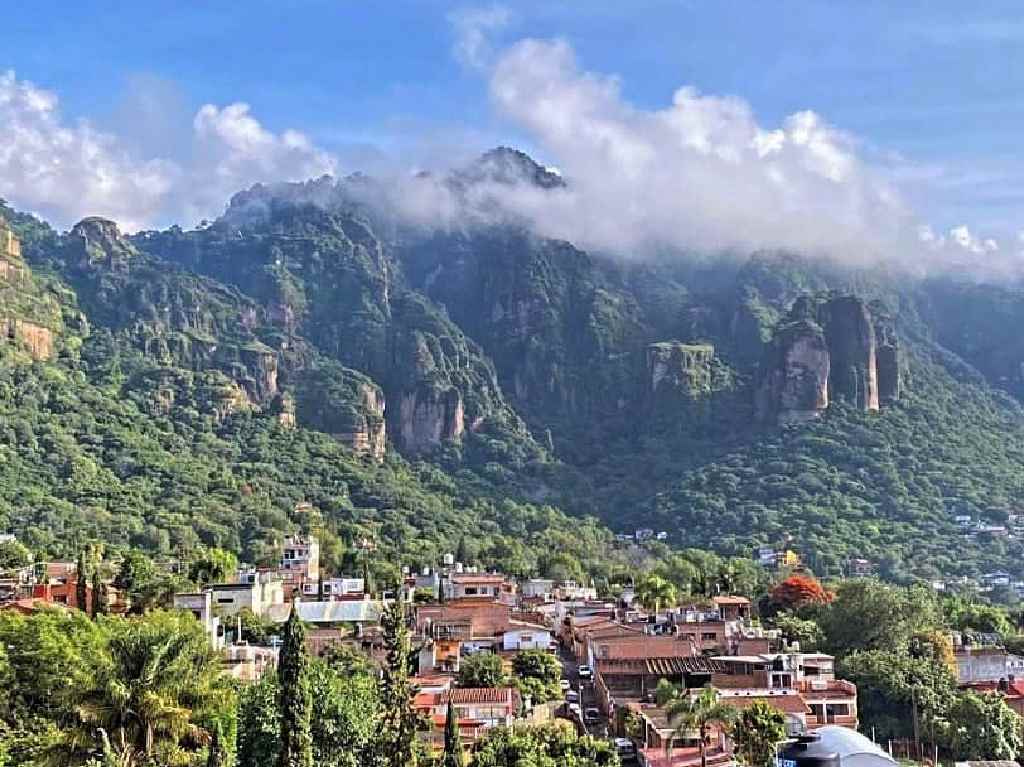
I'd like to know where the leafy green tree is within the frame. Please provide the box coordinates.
[206,720,229,767]
[511,649,561,704]
[817,580,942,657]
[276,608,313,767]
[189,548,239,588]
[772,612,823,651]
[442,695,462,767]
[944,598,1013,636]
[376,595,419,767]
[838,649,956,743]
[0,539,32,571]
[635,575,678,613]
[731,702,787,767]
[664,688,738,767]
[458,653,506,688]
[319,643,374,677]
[237,659,380,767]
[943,691,1022,760]
[473,721,619,767]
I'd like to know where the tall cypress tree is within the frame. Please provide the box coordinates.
[377,591,418,767]
[90,564,107,618]
[362,559,375,599]
[206,720,228,767]
[442,694,462,767]
[75,549,88,613]
[276,607,312,767]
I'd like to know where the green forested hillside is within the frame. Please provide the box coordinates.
[6,150,1024,585]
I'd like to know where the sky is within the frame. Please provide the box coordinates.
[1,1,1023,266]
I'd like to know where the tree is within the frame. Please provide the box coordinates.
[731,702,786,767]
[442,695,462,767]
[512,649,562,704]
[457,652,506,688]
[277,608,312,767]
[635,575,678,613]
[76,549,89,613]
[0,539,32,571]
[206,720,229,767]
[362,560,375,599]
[838,649,956,743]
[664,688,737,767]
[772,612,822,651]
[818,581,943,657]
[769,574,830,611]
[73,611,230,763]
[473,721,619,767]
[943,691,1022,760]
[91,565,107,619]
[189,548,239,588]
[376,594,419,767]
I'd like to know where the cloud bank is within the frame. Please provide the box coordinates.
[0,28,1017,275]
[0,70,334,231]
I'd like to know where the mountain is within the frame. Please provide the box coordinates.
[4,148,1024,585]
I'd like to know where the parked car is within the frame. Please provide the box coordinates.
[584,707,601,723]
[614,738,637,762]
[567,702,582,718]
[578,664,593,680]
[566,690,580,704]
[559,679,571,691]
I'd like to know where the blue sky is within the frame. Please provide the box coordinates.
[2,1,1022,259]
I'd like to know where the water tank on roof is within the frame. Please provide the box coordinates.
[777,734,840,767]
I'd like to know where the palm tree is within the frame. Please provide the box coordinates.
[72,612,228,764]
[664,688,738,767]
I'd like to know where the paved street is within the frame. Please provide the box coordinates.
[557,646,609,737]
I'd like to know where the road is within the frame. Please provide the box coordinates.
[557,645,609,738]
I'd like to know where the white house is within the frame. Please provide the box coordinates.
[501,622,553,652]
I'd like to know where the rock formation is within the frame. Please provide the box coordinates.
[646,342,714,398]
[757,295,899,425]
[399,384,464,454]
[0,218,57,361]
[344,384,387,460]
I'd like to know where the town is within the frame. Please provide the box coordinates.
[2,525,1022,767]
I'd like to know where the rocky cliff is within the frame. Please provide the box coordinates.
[0,216,59,361]
[757,295,899,425]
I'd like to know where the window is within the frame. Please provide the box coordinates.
[217,598,234,604]
[465,587,478,595]
[702,632,717,641]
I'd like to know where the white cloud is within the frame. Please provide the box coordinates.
[449,4,511,71]
[480,37,916,261]
[0,70,335,231]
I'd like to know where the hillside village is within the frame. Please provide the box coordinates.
[5,519,1024,767]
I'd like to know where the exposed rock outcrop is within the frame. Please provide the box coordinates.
[0,318,55,360]
[399,384,464,454]
[343,384,387,460]
[70,217,138,271]
[647,342,714,398]
[756,321,830,425]
[757,295,899,425]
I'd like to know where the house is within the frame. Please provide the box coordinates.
[596,655,724,712]
[962,678,1024,717]
[444,572,515,603]
[268,599,384,627]
[956,647,1024,683]
[205,578,285,618]
[173,590,224,648]
[848,559,873,578]
[712,596,751,622]
[280,534,320,582]
[520,579,555,600]
[224,642,278,682]
[501,621,554,652]
[301,577,363,599]
[414,687,521,749]
[555,580,598,601]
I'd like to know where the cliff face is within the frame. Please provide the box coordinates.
[399,385,464,454]
[757,295,898,425]
[756,321,831,425]
[0,217,59,361]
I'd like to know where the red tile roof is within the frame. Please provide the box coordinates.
[726,693,809,714]
[593,636,697,660]
[414,687,519,707]
[713,596,751,606]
